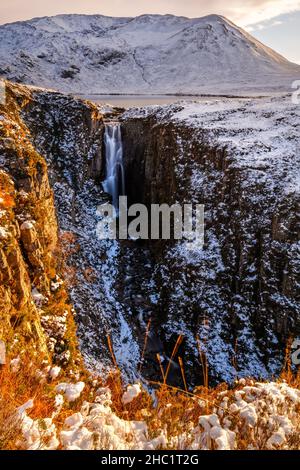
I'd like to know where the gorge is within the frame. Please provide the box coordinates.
[1,81,299,391]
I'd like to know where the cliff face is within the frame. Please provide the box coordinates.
[121,100,300,384]
[15,84,122,373]
[122,118,178,207]
[0,82,102,366]
[1,14,300,95]
[1,81,142,378]
[0,168,48,355]
[1,81,299,386]
[20,87,104,188]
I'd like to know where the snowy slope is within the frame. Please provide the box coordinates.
[0,13,299,94]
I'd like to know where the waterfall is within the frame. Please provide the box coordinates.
[103,123,125,212]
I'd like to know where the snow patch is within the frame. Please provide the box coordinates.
[56,381,85,402]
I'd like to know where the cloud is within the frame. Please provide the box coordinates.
[245,18,284,32]
[217,0,300,26]
[0,0,300,27]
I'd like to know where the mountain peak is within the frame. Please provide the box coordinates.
[0,13,299,94]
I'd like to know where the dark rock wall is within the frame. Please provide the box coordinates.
[121,114,300,384]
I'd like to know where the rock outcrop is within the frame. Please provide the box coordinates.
[0,81,91,366]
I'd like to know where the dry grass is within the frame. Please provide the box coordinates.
[0,350,92,449]
[0,356,52,449]
[0,387,22,450]
[0,358,53,416]
[0,190,15,210]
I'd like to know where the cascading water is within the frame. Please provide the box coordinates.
[103,123,125,212]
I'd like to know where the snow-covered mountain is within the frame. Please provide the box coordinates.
[0,13,299,95]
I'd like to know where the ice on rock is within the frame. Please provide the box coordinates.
[239,404,258,428]
[50,277,64,292]
[18,399,34,414]
[0,227,8,239]
[285,387,300,403]
[64,412,84,429]
[60,426,94,450]
[15,380,300,450]
[208,414,219,426]
[229,403,239,413]
[54,394,64,409]
[210,426,235,450]
[17,400,59,450]
[199,415,212,432]
[31,288,47,307]
[95,387,112,406]
[10,357,20,372]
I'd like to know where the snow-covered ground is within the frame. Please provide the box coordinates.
[124,94,300,190]
[0,14,299,94]
[17,377,300,450]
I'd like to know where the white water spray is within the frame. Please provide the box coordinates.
[103,123,125,211]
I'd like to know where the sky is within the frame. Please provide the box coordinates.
[0,0,299,63]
